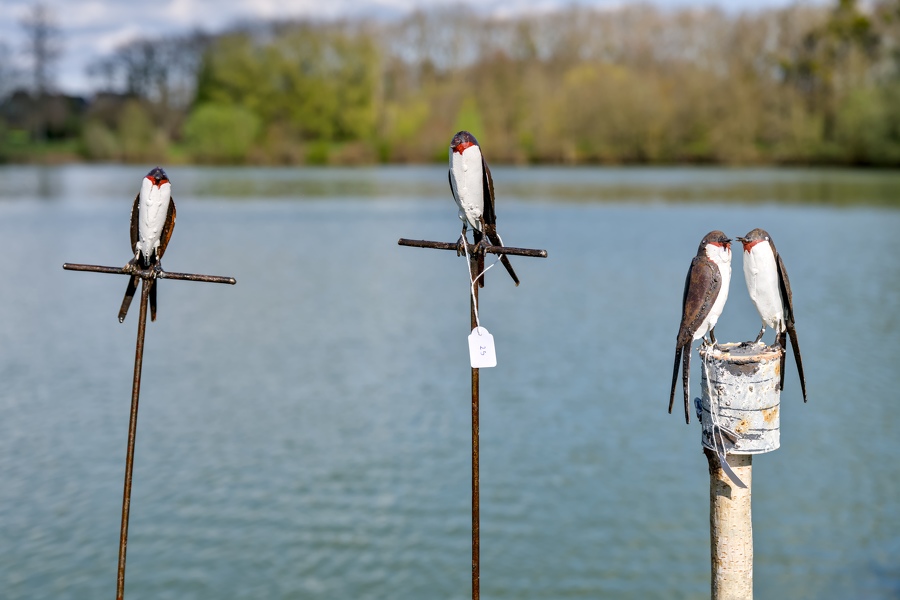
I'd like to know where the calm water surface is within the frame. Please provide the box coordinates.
[0,165,898,599]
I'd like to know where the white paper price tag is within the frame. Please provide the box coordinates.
[468,327,497,368]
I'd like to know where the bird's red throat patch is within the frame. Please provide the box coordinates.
[741,239,764,253]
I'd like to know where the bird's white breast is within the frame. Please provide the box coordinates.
[743,242,785,332]
[694,244,732,340]
[136,178,171,260]
[449,145,484,232]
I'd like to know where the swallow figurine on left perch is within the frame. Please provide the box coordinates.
[62,166,235,600]
[118,167,176,323]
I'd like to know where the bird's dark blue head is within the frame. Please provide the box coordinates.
[736,228,771,252]
[698,230,732,254]
[145,167,169,186]
[450,131,479,154]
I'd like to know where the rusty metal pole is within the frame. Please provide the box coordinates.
[397,238,545,600]
[469,249,480,600]
[63,263,236,285]
[116,278,150,600]
[63,262,235,599]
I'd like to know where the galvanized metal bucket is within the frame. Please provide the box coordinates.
[698,342,783,455]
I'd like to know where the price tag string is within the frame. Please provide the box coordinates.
[461,233,500,368]
[462,233,501,330]
[703,353,746,488]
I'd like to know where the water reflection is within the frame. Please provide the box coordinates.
[3,164,900,206]
[0,165,897,600]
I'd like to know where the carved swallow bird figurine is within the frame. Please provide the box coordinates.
[448,130,519,287]
[118,167,176,323]
[669,230,732,423]
[737,228,807,402]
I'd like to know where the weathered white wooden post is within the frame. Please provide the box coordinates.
[697,341,783,600]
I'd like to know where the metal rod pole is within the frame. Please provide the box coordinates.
[397,238,548,258]
[64,259,235,597]
[157,270,237,284]
[469,250,480,600]
[62,263,236,285]
[397,235,545,600]
[116,278,150,600]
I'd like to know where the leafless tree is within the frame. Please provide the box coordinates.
[87,31,212,110]
[20,2,62,97]
[19,2,62,141]
[0,41,18,99]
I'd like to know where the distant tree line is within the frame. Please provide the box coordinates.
[3,0,900,165]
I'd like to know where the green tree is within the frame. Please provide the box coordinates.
[117,100,167,162]
[784,0,881,142]
[453,96,485,143]
[194,25,379,150]
[81,120,120,160]
[183,103,260,163]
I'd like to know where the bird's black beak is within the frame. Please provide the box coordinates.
[735,237,747,243]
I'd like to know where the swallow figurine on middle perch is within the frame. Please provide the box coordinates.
[448,131,519,287]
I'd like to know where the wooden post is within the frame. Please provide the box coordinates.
[697,342,783,600]
[705,448,753,600]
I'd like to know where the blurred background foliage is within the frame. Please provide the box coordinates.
[3,0,900,165]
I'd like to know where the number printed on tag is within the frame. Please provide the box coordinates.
[468,327,497,368]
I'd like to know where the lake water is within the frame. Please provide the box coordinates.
[0,165,898,599]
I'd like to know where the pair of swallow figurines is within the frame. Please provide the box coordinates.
[669,229,808,423]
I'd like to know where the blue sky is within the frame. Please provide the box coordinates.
[2,0,822,95]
